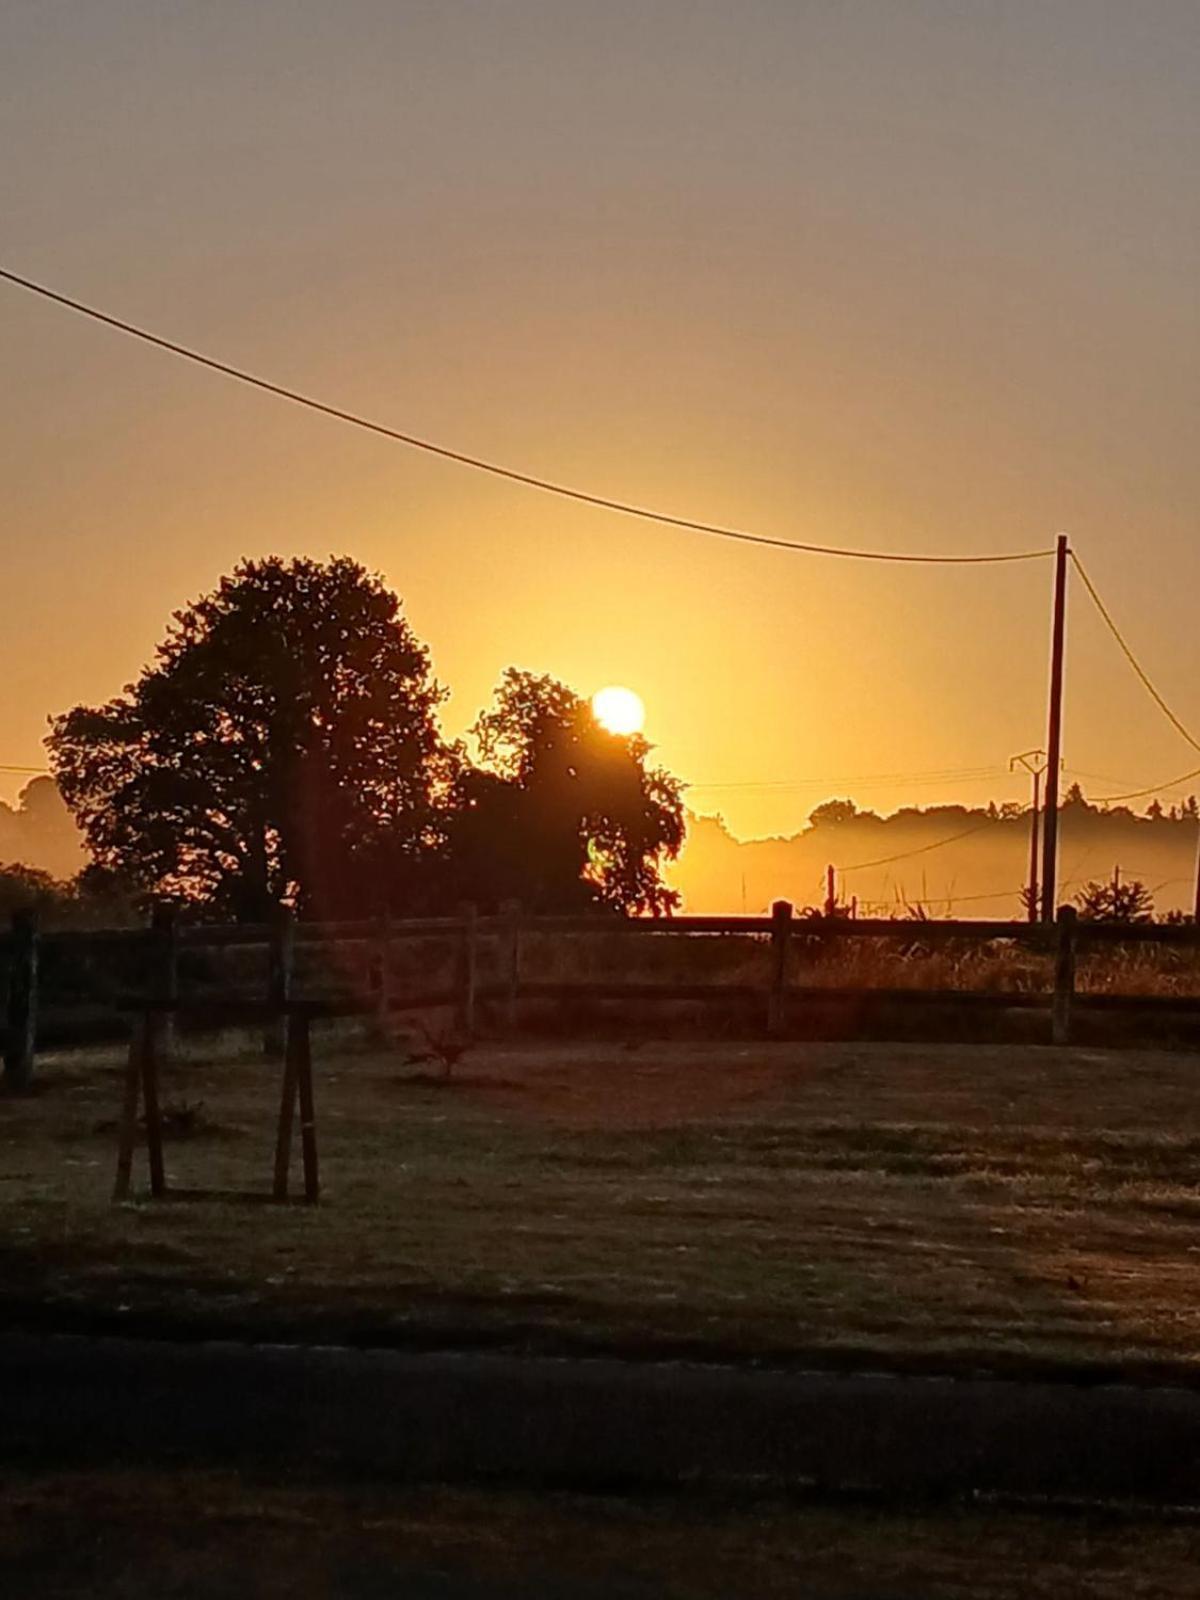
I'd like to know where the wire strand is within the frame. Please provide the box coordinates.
[837,818,998,874]
[0,265,1056,566]
[1092,763,1200,806]
[1071,552,1200,755]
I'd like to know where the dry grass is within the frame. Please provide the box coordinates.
[516,924,1200,996]
[5,1034,1200,1376]
[4,1468,1200,1599]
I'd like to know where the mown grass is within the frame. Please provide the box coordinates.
[4,1035,1200,1377]
[5,1467,1200,1599]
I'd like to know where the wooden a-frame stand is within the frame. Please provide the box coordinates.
[113,1006,319,1204]
[272,1011,319,1203]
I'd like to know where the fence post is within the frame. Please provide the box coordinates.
[457,902,478,1037]
[1053,904,1077,1045]
[501,898,521,1034]
[767,899,793,1038]
[150,903,179,1063]
[264,905,295,1059]
[140,1006,167,1198]
[3,908,38,1091]
[294,1012,319,1203]
[113,1014,144,1201]
[273,1011,299,1200]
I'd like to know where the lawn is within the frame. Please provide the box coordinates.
[4,1035,1200,1376]
[6,1469,1200,1599]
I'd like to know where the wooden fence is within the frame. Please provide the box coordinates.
[5,900,1200,1091]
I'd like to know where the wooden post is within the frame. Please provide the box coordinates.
[457,902,478,1037]
[274,1009,318,1203]
[1053,904,1077,1045]
[112,1009,167,1201]
[141,1009,166,1198]
[3,908,38,1091]
[113,1016,144,1201]
[150,903,179,1064]
[1040,534,1069,922]
[294,1013,319,1203]
[501,898,521,1034]
[264,905,295,1059]
[767,899,793,1038]
[273,1012,299,1200]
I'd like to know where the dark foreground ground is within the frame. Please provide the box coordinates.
[8,1038,1200,1593]
[6,1466,1200,1600]
[9,1332,1200,1505]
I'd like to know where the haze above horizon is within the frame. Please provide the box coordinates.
[2,1,1197,838]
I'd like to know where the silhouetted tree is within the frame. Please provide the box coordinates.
[458,669,685,914]
[0,864,66,920]
[1075,869,1154,924]
[48,557,450,919]
[808,799,859,827]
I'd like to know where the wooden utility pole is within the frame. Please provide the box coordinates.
[1010,750,1047,923]
[1040,535,1070,923]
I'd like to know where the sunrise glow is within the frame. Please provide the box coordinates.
[592,686,645,737]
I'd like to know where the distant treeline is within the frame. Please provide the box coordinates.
[670,788,1199,919]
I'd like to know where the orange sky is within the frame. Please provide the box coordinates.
[2,3,1198,840]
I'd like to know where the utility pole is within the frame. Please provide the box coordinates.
[1194,819,1200,924]
[1040,534,1070,923]
[1010,750,1048,922]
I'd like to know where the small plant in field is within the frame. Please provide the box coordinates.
[157,1099,209,1138]
[407,1021,470,1081]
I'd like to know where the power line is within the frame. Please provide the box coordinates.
[0,764,49,776]
[0,265,1056,566]
[837,818,998,874]
[1093,763,1200,806]
[1071,552,1200,755]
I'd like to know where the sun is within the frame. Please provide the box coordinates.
[592,685,645,736]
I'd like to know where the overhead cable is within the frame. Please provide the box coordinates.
[1093,763,1200,806]
[0,265,1055,565]
[1071,552,1200,755]
[837,818,998,874]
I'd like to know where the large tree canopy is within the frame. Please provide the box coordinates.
[48,557,449,918]
[457,669,685,915]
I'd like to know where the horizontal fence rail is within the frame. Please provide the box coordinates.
[5,912,1200,957]
[4,901,1200,1088]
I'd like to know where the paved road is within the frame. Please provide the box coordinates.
[5,1332,1200,1504]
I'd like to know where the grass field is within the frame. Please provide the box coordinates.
[5,1468,1200,1599]
[5,1033,1200,1377]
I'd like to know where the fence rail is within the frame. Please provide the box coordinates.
[5,901,1200,1088]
